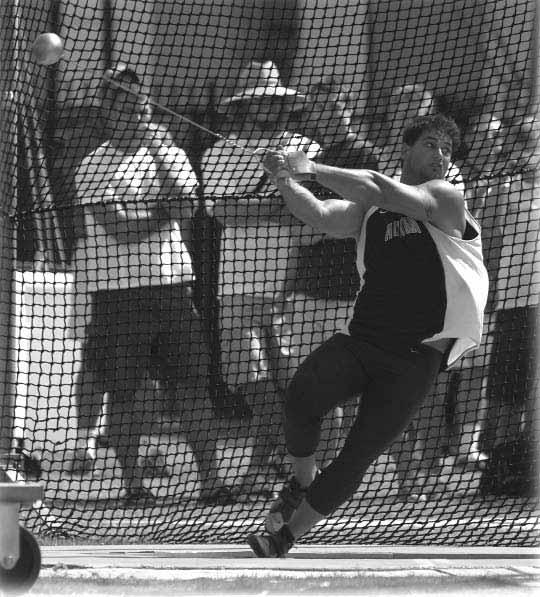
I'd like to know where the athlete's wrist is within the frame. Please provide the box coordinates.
[271,171,294,187]
[303,162,318,182]
[286,151,317,182]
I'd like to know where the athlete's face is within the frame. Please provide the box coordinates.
[402,129,453,182]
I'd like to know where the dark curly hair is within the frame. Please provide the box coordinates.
[402,114,461,159]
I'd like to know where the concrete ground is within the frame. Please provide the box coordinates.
[24,544,540,597]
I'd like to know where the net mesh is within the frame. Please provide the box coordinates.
[0,0,538,546]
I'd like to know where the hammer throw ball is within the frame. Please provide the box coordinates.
[31,33,64,65]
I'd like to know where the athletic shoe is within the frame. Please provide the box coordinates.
[265,476,308,533]
[247,525,295,558]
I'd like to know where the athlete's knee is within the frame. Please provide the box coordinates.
[284,367,323,421]
[282,368,325,456]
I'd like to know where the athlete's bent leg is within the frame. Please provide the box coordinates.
[303,343,443,519]
[265,334,368,532]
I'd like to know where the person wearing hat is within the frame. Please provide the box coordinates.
[69,65,231,507]
[201,61,344,498]
[302,75,380,171]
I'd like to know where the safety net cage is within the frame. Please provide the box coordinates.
[0,0,538,546]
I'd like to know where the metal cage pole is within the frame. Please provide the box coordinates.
[0,0,20,454]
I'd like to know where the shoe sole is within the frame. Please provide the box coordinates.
[247,534,267,557]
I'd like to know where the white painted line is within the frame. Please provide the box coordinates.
[39,567,530,583]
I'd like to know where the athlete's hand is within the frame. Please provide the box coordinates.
[261,149,317,183]
[285,151,317,182]
[260,148,291,183]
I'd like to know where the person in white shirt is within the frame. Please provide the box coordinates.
[201,61,343,499]
[70,65,230,507]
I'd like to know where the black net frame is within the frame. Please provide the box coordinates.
[0,0,538,546]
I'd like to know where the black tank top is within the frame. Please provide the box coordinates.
[348,209,447,350]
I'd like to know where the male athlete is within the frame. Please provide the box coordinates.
[247,113,489,556]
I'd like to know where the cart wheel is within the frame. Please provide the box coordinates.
[0,526,41,593]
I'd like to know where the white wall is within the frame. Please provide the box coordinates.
[11,271,79,453]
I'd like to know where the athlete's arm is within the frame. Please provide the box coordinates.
[263,151,465,237]
[270,175,366,238]
[314,164,466,237]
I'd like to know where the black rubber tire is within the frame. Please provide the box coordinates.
[0,525,41,593]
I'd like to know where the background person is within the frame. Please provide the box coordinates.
[386,112,508,500]
[437,111,507,470]
[69,65,230,507]
[302,75,381,170]
[294,75,380,297]
[478,159,538,497]
[376,84,465,499]
[201,60,342,498]
[293,74,383,477]
[247,114,488,557]
[478,116,539,463]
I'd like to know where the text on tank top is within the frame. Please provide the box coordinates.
[349,209,447,349]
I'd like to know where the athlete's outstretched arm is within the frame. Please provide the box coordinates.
[269,175,366,238]
[262,150,465,237]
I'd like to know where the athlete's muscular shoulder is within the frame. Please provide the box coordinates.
[419,178,466,237]
[421,177,463,198]
[321,194,368,239]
